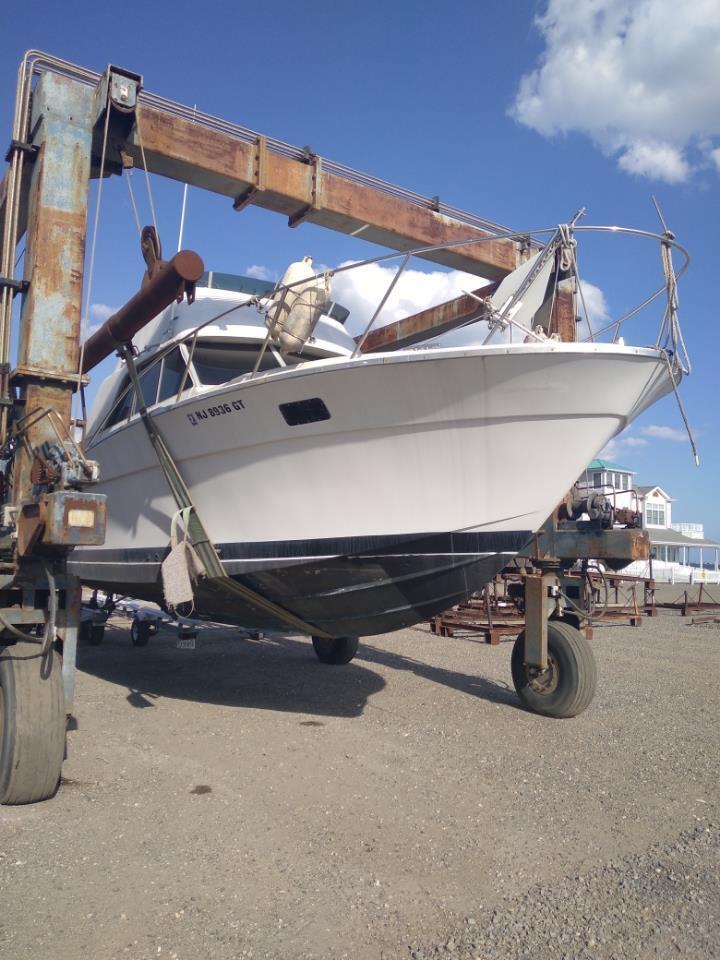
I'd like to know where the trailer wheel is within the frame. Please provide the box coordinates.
[0,642,65,805]
[311,635,359,665]
[130,620,154,647]
[80,620,104,646]
[511,620,597,718]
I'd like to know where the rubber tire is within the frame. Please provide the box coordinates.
[130,620,152,647]
[80,620,105,646]
[511,620,597,719]
[311,635,359,665]
[0,642,65,805]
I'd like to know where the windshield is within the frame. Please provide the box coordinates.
[191,342,279,385]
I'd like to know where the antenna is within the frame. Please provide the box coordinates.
[176,105,197,252]
[651,195,672,237]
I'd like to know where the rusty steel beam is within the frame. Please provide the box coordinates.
[123,104,525,281]
[12,72,94,501]
[360,282,499,352]
[525,519,650,565]
[81,249,204,373]
[550,283,576,342]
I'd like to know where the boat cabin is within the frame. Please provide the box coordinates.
[86,272,355,443]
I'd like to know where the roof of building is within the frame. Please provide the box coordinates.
[648,528,720,549]
[586,459,633,472]
[637,484,674,501]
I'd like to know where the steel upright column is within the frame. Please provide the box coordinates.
[14,73,94,720]
[14,71,93,497]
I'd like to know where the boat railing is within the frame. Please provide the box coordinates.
[125,213,691,396]
[185,218,691,372]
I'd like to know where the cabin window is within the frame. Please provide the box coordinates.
[137,359,162,409]
[593,472,602,488]
[105,378,133,428]
[191,342,278,385]
[158,348,191,402]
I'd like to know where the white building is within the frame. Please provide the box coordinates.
[578,459,720,582]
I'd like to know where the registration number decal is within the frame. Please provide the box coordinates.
[187,399,246,426]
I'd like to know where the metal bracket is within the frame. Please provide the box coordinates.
[4,140,39,163]
[0,277,29,297]
[93,64,143,127]
[11,365,89,388]
[233,135,267,212]
[523,573,555,670]
[288,154,323,228]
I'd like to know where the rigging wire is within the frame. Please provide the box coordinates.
[661,350,700,466]
[134,112,159,240]
[125,169,144,239]
[76,96,111,403]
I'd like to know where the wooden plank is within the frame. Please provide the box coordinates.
[360,282,498,352]
[127,105,526,281]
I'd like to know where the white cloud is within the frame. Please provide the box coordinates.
[331,262,488,338]
[90,303,116,322]
[512,0,720,183]
[641,424,687,441]
[617,140,690,183]
[86,303,117,336]
[599,432,648,460]
[577,279,610,336]
[246,264,274,281]
[333,262,614,347]
[711,147,720,172]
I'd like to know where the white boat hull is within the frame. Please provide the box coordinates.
[72,342,672,635]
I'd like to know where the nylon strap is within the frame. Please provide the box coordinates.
[120,345,331,637]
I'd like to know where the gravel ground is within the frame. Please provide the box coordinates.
[0,601,717,960]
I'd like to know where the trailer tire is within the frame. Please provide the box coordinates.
[130,620,153,647]
[80,620,104,645]
[311,635,359,665]
[511,620,597,719]
[0,642,65,805]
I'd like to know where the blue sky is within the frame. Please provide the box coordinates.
[1,0,718,537]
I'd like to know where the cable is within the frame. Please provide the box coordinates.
[125,169,143,238]
[135,112,159,240]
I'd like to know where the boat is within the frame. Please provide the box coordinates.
[70,224,689,640]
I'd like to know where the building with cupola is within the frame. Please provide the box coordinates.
[578,459,719,582]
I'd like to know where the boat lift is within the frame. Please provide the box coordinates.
[0,52,619,803]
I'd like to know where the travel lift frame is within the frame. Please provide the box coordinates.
[0,53,645,803]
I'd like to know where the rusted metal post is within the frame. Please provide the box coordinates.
[13,71,94,500]
[523,573,550,671]
[13,72,94,718]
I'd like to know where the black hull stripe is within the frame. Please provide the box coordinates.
[74,530,533,567]
[71,547,519,638]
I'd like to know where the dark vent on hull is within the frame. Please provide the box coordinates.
[279,398,331,426]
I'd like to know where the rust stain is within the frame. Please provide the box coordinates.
[135,104,523,279]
